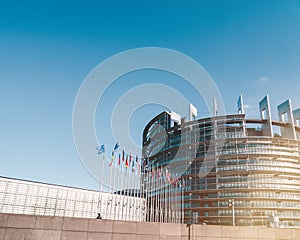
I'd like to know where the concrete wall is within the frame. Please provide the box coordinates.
[1,213,300,240]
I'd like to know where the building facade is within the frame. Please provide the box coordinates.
[0,176,145,221]
[142,95,300,228]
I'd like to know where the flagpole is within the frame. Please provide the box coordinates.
[141,160,145,222]
[163,170,166,223]
[112,150,118,220]
[159,168,162,223]
[143,160,148,222]
[181,176,184,224]
[177,177,180,223]
[115,153,120,220]
[149,165,152,222]
[165,169,169,223]
[131,158,136,221]
[152,164,156,222]
[127,155,131,221]
[123,151,127,221]
[147,164,151,222]
[120,149,125,220]
[174,175,177,223]
[136,157,141,221]
[176,175,181,223]
[132,166,136,221]
[159,167,163,223]
[152,166,155,222]
[132,162,137,221]
[172,173,174,223]
[172,179,174,223]
[171,180,173,223]
[108,151,113,219]
[117,155,121,220]
[148,164,150,222]
[175,174,178,223]
[164,170,168,223]
[154,166,159,222]
[173,175,176,223]
[124,153,130,221]
[168,174,171,223]
[149,166,153,222]
[138,161,142,221]
[136,157,140,221]
[97,145,106,218]
[166,170,169,223]
[122,163,126,221]
[118,152,123,220]
[133,156,138,221]
[171,178,173,223]
[148,162,152,222]
[128,166,133,221]
[144,160,147,222]
[128,163,132,221]
[139,165,142,221]
[128,153,133,221]
[170,176,173,223]
[153,167,156,222]
[163,169,165,223]
[174,180,176,223]
[182,177,184,224]
[180,177,182,224]
[129,153,134,221]
[181,177,185,224]
[145,164,149,222]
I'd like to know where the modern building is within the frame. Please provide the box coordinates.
[0,176,145,221]
[142,95,300,228]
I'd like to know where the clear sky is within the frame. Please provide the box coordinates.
[1,0,300,190]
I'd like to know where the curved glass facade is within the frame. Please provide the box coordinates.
[142,112,300,227]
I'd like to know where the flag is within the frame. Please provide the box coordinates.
[166,169,171,183]
[96,144,105,154]
[141,158,145,172]
[109,151,114,166]
[136,156,141,174]
[129,152,132,164]
[178,178,182,188]
[152,168,156,179]
[182,177,186,188]
[141,158,148,173]
[118,153,121,165]
[125,154,129,168]
[132,159,135,173]
[113,142,119,151]
[171,174,179,187]
[157,168,162,178]
[122,150,125,162]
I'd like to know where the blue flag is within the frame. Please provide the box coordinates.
[96,144,105,154]
[113,142,120,151]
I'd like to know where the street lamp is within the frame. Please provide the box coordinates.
[228,199,235,226]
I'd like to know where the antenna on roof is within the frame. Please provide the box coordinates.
[237,94,244,114]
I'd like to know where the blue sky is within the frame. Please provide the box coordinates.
[1,0,300,190]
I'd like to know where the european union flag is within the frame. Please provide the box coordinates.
[113,142,119,151]
[96,144,105,154]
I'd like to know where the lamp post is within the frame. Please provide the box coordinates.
[228,199,235,226]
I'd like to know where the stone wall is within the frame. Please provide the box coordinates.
[1,213,300,240]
